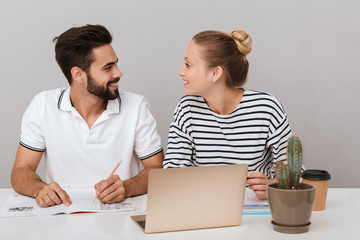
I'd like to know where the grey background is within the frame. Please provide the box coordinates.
[1,0,359,188]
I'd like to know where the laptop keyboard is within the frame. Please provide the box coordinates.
[137,220,146,229]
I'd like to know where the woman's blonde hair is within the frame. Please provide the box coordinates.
[192,28,252,87]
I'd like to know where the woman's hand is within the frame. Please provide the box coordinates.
[247,172,277,200]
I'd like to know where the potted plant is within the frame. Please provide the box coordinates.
[267,135,315,234]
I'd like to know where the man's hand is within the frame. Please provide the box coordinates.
[94,175,127,204]
[247,172,277,200]
[35,182,72,207]
[93,151,163,203]
[11,145,71,208]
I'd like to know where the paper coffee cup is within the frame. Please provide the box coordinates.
[302,170,331,211]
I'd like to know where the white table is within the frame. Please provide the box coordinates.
[0,188,358,239]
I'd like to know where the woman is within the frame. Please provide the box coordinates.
[163,29,292,200]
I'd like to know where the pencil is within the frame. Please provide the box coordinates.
[94,161,120,200]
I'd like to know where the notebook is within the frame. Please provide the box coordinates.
[131,164,248,233]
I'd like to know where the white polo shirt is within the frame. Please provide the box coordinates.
[20,87,163,188]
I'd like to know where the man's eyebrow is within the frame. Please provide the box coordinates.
[102,58,119,68]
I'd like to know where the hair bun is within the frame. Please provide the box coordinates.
[230,29,252,56]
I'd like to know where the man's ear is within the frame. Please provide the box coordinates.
[211,66,224,83]
[70,66,86,84]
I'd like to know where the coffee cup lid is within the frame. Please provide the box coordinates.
[302,169,331,180]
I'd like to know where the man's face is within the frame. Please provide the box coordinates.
[86,44,123,100]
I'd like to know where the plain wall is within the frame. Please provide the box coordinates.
[1,0,359,188]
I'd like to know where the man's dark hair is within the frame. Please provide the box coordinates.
[53,24,112,84]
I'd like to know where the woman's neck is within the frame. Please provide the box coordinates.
[203,87,244,115]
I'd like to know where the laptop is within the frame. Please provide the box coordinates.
[131,164,248,233]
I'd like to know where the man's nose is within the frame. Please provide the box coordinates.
[113,65,123,78]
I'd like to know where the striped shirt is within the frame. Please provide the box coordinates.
[163,89,292,178]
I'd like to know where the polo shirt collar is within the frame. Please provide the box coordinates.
[106,95,122,114]
[57,87,122,114]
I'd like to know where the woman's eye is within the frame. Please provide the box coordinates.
[185,63,190,68]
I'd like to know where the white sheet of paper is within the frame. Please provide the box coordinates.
[244,188,269,206]
[0,188,134,218]
[243,188,270,214]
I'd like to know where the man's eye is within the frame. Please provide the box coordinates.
[105,66,112,71]
[185,63,190,68]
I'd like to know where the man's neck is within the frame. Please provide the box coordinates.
[69,87,107,129]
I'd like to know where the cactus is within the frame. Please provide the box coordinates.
[276,161,290,189]
[275,135,303,190]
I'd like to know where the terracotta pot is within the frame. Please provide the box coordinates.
[267,183,315,234]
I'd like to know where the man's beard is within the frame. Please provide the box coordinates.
[87,73,120,100]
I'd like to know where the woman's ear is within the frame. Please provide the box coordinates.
[211,66,224,83]
[70,67,86,84]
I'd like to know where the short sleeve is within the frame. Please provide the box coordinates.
[20,93,46,152]
[133,98,163,160]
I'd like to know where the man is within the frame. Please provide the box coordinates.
[11,24,164,207]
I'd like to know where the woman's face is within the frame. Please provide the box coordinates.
[179,41,213,96]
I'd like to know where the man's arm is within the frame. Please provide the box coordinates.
[124,151,164,197]
[94,151,164,203]
[11,144,71,207]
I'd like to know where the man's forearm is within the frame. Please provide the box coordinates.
[123,168,152,198]
[11,167,46,198]
[123,151,164,198]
